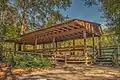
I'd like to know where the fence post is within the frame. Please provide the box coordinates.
[98,36,101,56]
[116,46,119,67]
[118,46,119,55]
[65,53,67,65]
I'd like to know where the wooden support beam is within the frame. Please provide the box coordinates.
[35,37,38,52]
[91,23,96,58]
[56,33,82,42]
[118,46,120,55]
[116,46,119,67]
[14,43,17,54]
[73,39,75,47]
[98,36,101,56]
[36,23,81,37]
[23,42,25,51]
[73,39,75,55]
[43,44,45,50]
[83,26,88,65]
[65,53,67,65]
[52,36,56,64]
[18,43,22,51]
[22,26,84,43]
[55,42,57,51]
[41,43,45,58]
[92,33,95,58]
[37,28,83,41]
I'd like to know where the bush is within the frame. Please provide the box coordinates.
[7,54,51,68]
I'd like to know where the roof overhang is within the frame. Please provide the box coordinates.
[6,19,102,45]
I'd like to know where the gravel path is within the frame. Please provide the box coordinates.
[18,64,120,80]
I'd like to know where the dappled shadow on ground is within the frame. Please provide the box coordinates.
[0,65,19,80]
[18,64,120,80]
[0,64,120,80]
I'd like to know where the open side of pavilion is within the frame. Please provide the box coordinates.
[6,19,102,65]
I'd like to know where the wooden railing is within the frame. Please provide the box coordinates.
[22,45,93,52]
[112,47,120,67]
[111,47,118,67]
[3,45,97,65]
[101,46,119,67]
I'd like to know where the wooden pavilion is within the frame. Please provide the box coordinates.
[6,19,102,65]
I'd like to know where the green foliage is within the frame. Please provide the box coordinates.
[0,0,18,30]
[4,26,20,40]
[0,0,72,35]
[102,0,120,25]
[84,0,120,41]
[0,0,20,60]
[14,0,71,29]
[0,0,72,61]
[100,29,119,47]
[6,54,51,68]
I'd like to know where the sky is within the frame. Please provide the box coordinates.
[61,0,105,27]
[10,0,106,28]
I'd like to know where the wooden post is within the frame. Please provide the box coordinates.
[83,27,88,65]
[98,36,101,56]
[39,44,44,58]
[73,39,75,47]
[116,46,119,67]
[73,39,75,55]
[55,42,57,51]
[73,39,75,49]
[23,42,25,51]
[42,43,44,51]
[118,46,119,55]
[52,37,56,64]
[65,53,67,65]
[92,33,95,58]
[35,37,38,53]
[14,43,17,54]
[18,43,22,51]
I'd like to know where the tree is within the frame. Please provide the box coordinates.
[0,0,19,38]
[13,0,72,34]
[84,0,120,42]
[0,0,19,62]
[0,0,72,62]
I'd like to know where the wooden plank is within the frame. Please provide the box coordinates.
[40,27,83,39]
[23,45,93,53]
[83,26,88,65]
[67,60,92,63]
[22,22,78,41]
[12,19,102,45]
[38,24,79,37]
[68,24,80,29]
[27,29,84,44]
[21,24,84,43]
[56,58,65,61]
[55,32,82,42]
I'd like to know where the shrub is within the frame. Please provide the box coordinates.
[6,53,51,68]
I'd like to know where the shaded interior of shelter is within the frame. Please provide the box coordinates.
[5,19,102,64]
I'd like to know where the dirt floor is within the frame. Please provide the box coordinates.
[17,64,120,80]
